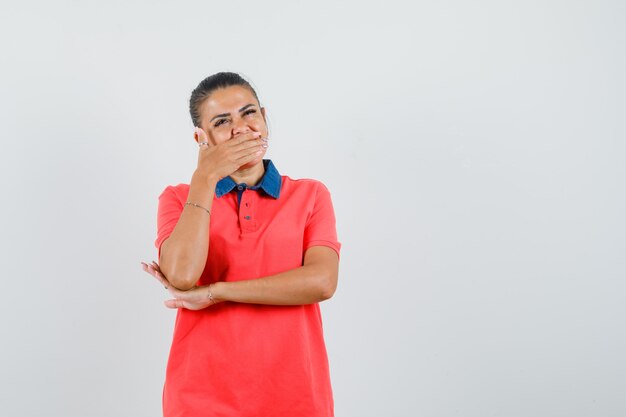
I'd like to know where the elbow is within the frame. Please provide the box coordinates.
[168,275,198,291]
[319,289,334,302]
[160,263,200,291]
[159,241,205,291]
[318,272,338,301]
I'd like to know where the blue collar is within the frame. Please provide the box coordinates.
[215,159,282,199]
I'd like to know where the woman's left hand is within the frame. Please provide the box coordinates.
[140,261,224,310]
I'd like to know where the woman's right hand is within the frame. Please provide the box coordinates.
[195,128,268,183]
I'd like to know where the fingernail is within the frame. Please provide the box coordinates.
[261,137,269,142]
[261,144,268,148]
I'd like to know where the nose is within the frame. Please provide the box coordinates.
[232,117,253,137]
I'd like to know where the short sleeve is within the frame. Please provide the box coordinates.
[303,182,341,260]
[154,185,184,260]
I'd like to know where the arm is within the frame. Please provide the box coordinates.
[141,246,339,309]
[212,246,339,305]
[158,173,215,291]
[146,179,341,308]
[158,131,266,291]
[211,183,341,305]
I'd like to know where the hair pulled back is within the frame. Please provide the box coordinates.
[189,72,260,128]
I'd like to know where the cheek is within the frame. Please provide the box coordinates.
[209,130,229,145]
[252,119,268,135]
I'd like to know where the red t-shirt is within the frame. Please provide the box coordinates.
[154,164,341,417]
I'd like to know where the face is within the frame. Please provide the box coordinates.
[195,85,268,168]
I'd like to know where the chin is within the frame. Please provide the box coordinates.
[240,155,265,170]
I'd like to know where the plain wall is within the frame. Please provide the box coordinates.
[1,1,624,416]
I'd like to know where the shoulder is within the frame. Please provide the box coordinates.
[281,176,331,194]
[279,176,335,211]
[158,183,190,202]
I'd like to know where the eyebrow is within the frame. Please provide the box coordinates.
[209,104,257,123]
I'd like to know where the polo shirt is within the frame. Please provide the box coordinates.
[154,159,341,417]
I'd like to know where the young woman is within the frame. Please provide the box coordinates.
[141,72,341,417]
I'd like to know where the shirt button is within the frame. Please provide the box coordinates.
[244,215,251,220]
[237,185,244,191]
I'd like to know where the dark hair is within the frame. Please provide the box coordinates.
[189,72,261,128]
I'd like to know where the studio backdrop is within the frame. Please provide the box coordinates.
[0,1,624,416]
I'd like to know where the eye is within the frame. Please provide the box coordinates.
[213,109,256,127]
[214,118,228,127]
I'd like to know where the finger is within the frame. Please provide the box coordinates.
[141,263,161,282]
[149,260,166,276]
[143,264,170,289]
[227,131,262,148]
[155,273,171,289]
[164,299,184,309]
[141,262,157,276]
[195,127,210,147]
[143,262,158,275]
[235,146,265,164]
[231,138,266,154]
[231,140,267,161]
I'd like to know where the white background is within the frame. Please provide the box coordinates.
[1,1,624,416]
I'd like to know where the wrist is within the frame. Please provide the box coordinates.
[211,281,227,302]
[187,173,216,208]
[192,169,219,188]
[191,170,218,190]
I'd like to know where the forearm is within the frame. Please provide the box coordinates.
[160,172,217,290]
[212,263,335,305]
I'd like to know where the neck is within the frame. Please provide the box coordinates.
[229,160,265,186]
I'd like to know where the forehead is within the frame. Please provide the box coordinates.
[202,85,257,117]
